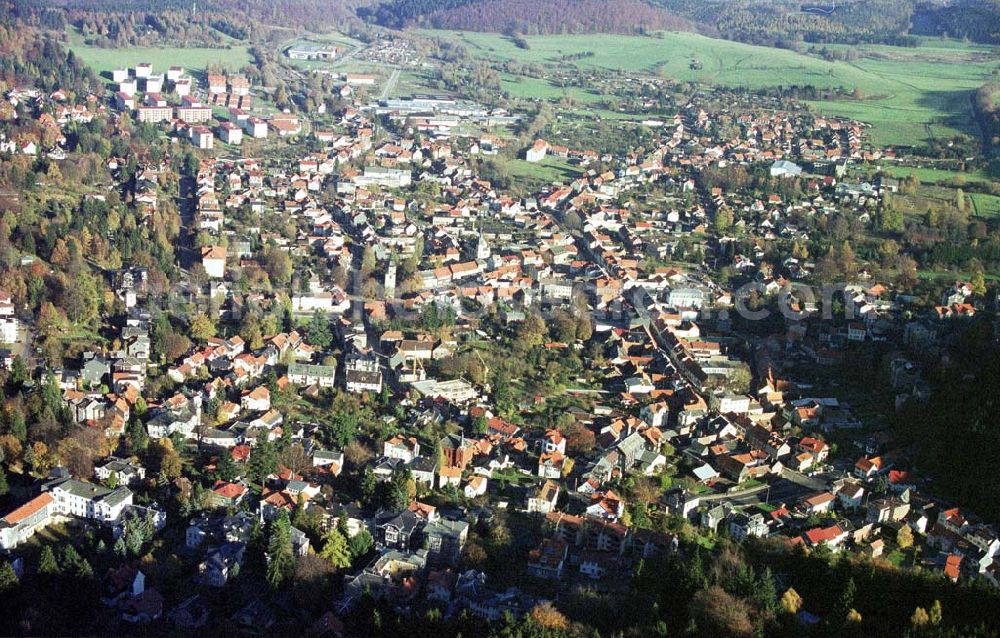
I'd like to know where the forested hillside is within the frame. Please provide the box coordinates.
[359,0,689,34]
[0,19,101,96]
[355,0,1000,44]
[13,0,372,46]
[652,0,1000,45]
[911,0,1000,43]
[974,83,1000,154]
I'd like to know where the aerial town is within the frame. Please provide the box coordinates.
[1,1,1000,636]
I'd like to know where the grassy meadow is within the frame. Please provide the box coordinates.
[66,28,251,76]
[504,156,584,186]
[422,30,1000,147]
[882,165,993,185]
[969,192,1000,218]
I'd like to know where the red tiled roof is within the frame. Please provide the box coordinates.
[212,481,247,499]
[3,493,54,524]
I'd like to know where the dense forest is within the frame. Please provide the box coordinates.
[892,329,1000,523]
[17,0,1000,44]
[911,0,1000,43]
[12,0,372,46]
[652,0,1000,45]
[0,22,102,96]
[358,0,1000,45]
[330,533,1000,637]
[359,0,690,34]
[974,83,1000,155]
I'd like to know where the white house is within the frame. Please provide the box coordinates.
[190,126,213,150]
[243,117,268,139]
[0,493,56,550]
[383,435,420,463]
[526,139,549,163]
[527,480,560,514]
[94,457,146,486]
[0,310,17,343]
[287,363,336,388]
[240,386,271,412]
[201,245,226,279]
[464,476,487,498]
[219,122,243,145]
[47,478,134,523]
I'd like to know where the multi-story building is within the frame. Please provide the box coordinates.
[190,126,213,150]
[136,106,172,123]
[46,478,134,522]
[0,493,55,550]
[0,291,17,344]
[219,122,243,145]
[423,518,469,567]
[345,354,383,394]
[176,104,213,123]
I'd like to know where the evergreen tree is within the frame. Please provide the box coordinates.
[9,357,28,387]
[126,417,149,454]
[8,410,25,442]
[0,467,8,497]
[752,567,779,614]
[306,311,332,350]
[384,468,411,511]
[0,561,18,592]
[348,528,374,561]
[838,577,856,615]
[265,510,294,589]
[320,527,352,568]
[215,451,240,482]
[38,545,59,575]
[248,432,278,487]
[73,557,93,579]
[360,467,377,505]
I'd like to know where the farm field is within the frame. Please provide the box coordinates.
[969,192,1000,218]
[501,74,603,104]
[881,165,993,185]
[421,29,999,147]
[66,28,250,76]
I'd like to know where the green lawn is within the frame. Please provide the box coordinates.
[67,28,250,76]
[968,192,1000,218]
[886,550,906,567]
[881,165,992,185]
[501,74,604,104]
[422,30,1000,147]
[505,156,584,185]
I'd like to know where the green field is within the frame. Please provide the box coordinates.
[67,28,250,76]
[422,30,1000,147]
[882,165,992,185]
[969,192,1000,218]
[505,156,584,185]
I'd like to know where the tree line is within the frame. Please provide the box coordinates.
[360,0,691,35]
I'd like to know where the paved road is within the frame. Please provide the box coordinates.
[379,68,401,101]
